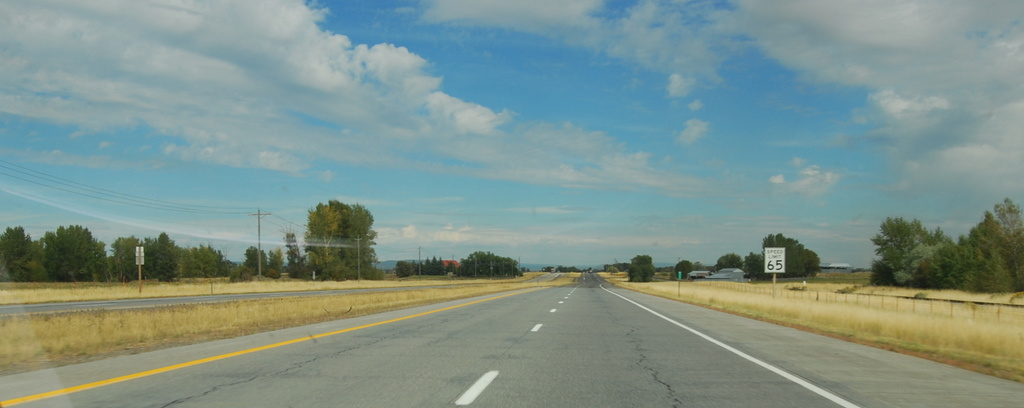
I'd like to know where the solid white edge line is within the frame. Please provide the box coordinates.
[455,370,499,406]
[599,284,861,408]
[531,323,543,332]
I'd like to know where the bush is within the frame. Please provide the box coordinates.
[230,265,254,282]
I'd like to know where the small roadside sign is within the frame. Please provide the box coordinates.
[764,247,785,274]
[135,246,145,266]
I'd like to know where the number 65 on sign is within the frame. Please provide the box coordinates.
[764,247,785,273]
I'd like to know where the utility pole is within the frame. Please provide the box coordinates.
[355,237,362,280]
[249,208,271,279]
[418,246,421,276]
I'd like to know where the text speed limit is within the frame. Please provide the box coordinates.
[764,247,785,273]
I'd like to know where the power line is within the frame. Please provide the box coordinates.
[270,214,305,230]
[0,159,250,214]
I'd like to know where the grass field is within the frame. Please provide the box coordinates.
[609,273,1024,382]
[0,274,572,374]
[0,273,546,305]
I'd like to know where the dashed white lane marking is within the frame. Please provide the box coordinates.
[531,324,543,332]
[558,301,564,304]
[600,285,861,408]
[455,370,499,406]
[549,309,557,313]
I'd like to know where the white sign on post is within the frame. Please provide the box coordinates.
[764,247,785,273]
[135,246,145,266]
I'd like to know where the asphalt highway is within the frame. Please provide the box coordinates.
[3,273,1022,407]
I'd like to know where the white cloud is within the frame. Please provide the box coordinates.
[677,119,709,145]
[0,0,711,198]
[421,0,727,84]
[425,92,512,135]
[870,89,950,117]
[731,0,1024,199]
[421,0,601,34]
[667,74,695,98]
[770,165,840,196]
[401,225,419,239]
[688,100,704,111]
[507,206,587,215]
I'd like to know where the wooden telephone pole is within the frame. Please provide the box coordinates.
[249,209,271,278]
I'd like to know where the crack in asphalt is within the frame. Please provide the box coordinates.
[626,327,683,408]
[159,333,396,407]
[159,374,261,408]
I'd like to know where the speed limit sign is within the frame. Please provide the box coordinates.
[764,247,785,273]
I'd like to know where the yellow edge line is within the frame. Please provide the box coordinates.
[2,287,543,407]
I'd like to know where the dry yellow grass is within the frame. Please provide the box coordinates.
[1,277,573,373]
[609,275,1024,382]
[0,275,541,305]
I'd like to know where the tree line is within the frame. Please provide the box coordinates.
[393,251,523,278]
[0,199,381,282]
[870,198,1024,293]
[623,233,822,282]
[0,226,237,282]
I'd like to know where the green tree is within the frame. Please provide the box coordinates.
[284,232,308,279]
[346,204,378,279]
[180,244,230,279]
[993,198,1024,291]
[305,200,378,280]
[962,212,1014,292]
[628,254,655,282]
[425,257,444,276]
[243,246,268,277]
[144,232,179,282]
[41,225,106,282]
[931,240,971,289]
[870,218,947,286]
[460,251,520,278]
[763,234,822,279]
[109,236,141,282]
[715,253,743,270]
[395,260,416,278]
[267,248,284,279]
[674,260,694,279]
[0,226,43,282]
[743,252,765,281]
[230,264,255,282]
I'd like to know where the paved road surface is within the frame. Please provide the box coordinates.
[3,273,1022,407]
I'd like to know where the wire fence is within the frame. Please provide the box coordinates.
[692,280,1024,323]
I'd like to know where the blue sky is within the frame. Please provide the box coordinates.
[2,0,1023,268]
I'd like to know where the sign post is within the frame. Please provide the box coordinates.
[764,247,785,298]
[677,271,682,297]
[135,246,145,294]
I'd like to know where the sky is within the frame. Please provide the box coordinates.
[1,0,1023,269]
